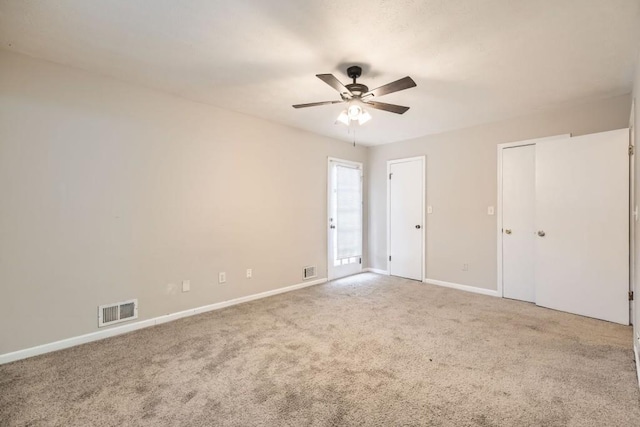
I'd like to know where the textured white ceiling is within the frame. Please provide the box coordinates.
[1,0,639,146]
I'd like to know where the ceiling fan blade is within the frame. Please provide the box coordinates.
[316,74,353,98]
[292,100,345,109]
[364,101,410,114]
[363,76,416,98]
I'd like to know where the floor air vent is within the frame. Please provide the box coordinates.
[303,266,317,280]
[98,299,138,327]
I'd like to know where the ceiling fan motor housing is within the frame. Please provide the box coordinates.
[344,83,369,98]
[345,66,368,97]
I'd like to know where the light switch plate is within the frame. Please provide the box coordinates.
[427,206,433,214]
[487,206,495,215]
[182,280,190,292]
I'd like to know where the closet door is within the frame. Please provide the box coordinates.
[535,129,629,324]
[502,145,536,302]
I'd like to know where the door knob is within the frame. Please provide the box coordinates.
[415,225,421,229]
[330,225,336,229]
[537,230,545,237]
[504,229,512,235]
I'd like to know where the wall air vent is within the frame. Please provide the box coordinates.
[98,299,138,327]
[303,266,317,280]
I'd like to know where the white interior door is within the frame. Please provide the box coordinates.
[502,145,536,302]
[535,129,629,324]
[328,158,363,280]
[388,157,424,281]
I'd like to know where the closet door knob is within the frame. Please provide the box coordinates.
[505,229,512,235]
[537,230,546,237]
[415,225,421,229]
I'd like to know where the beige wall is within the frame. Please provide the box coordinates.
[368,94,631,291]
[0,50,367,354]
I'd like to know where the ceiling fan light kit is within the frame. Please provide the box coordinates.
[293,65,416,126]
[357,109,372,125]
[336,101,372,126]
[336,110,350,126]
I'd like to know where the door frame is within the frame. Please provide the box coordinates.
[630,98,636,330]
[630,98,640,386]
[386,156,426,280]
[327,157,363,280]
[496,135,570,297]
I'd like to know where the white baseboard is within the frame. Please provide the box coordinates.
[0,277,327,365]
[364,268,389,275]
[423,278,499,297]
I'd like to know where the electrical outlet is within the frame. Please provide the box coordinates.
[462,264,469,271]
[219,272,226,284]
[182,280,190,292]
[246,268,252,279]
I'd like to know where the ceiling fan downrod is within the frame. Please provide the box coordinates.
[347,65,362,84]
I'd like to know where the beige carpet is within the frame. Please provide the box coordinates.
[1,273,639,426]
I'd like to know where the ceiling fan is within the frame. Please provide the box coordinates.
[292,65,417,125]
